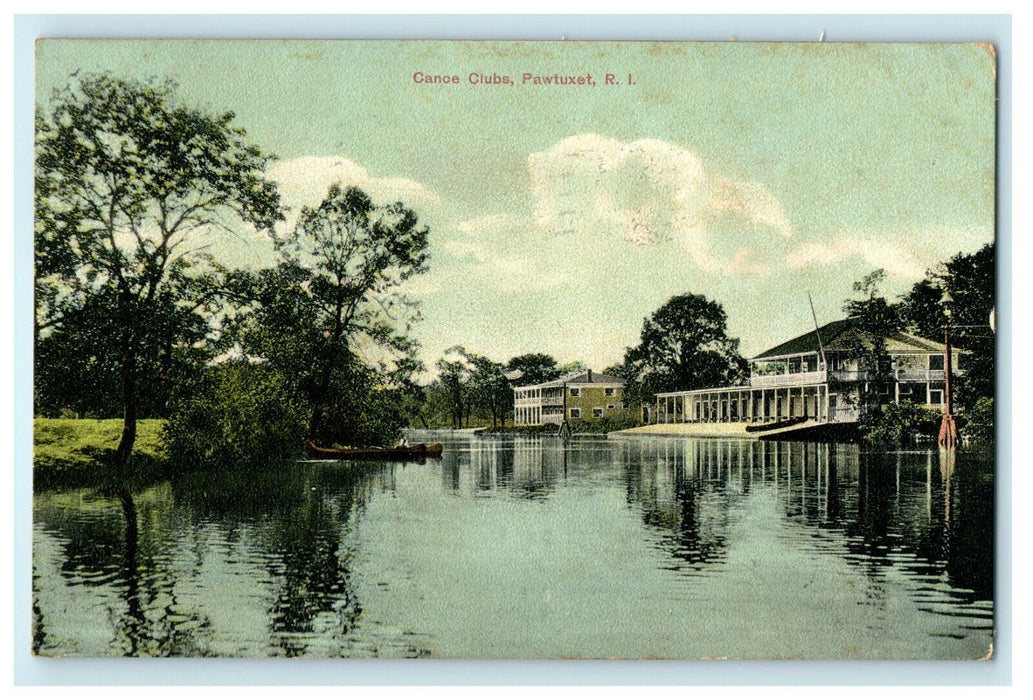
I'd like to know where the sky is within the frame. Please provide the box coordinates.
[35,40,997,372]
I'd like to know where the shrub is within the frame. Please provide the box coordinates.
[570,409,643,434]
[164,362,307,470]
[961,396,994,443]
[863,402,941,445]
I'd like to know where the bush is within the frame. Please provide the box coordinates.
[961,396,994,443]
[862,402,941,445]
[569,409,643,434]
[164,362,307,470]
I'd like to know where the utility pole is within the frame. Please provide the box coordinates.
[938,290,958,450]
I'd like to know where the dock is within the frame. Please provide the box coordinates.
[611,420,858,442]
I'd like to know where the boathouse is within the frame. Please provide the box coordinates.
[513,369,626,426]
[652,320,963,428]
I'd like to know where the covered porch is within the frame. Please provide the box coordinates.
[653,384,836,425]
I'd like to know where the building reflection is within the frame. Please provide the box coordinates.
[618,437,992,602]
[460,436,568,500]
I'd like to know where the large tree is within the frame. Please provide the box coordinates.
[898,243,995,409]
[436,346,475,429]
[237,184,430,441]
[840,269,902,422]
[469,354,512,428]
[35,73,282,466]
[622,293,748,399]
[504,353,561,386]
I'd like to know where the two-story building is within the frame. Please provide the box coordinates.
[652,319,962,428]
[514,369,626,426]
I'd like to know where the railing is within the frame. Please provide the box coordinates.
[515,397,564,407]
[749,370,827,387]
[894,369,946,382]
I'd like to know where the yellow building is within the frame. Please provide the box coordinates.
[513,370,626,426]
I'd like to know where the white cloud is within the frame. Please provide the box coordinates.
[267,156,441,229]
[785,226,992,280]
[786,239,926,279]
[525,134,791,269]
[436,135,792,293]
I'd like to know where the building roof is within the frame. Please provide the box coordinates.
[515,369,625,390]
[752,319,950,360]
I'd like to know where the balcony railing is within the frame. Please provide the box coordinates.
[894,369,946,382]
[748,366,954,389]
[515,396,564,407]
[749,370,827,388]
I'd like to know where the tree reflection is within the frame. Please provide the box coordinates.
[170,462,385,656]
[624,441,730,569]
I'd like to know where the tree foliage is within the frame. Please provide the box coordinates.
[163,361,307,469]
[620,293,748,399]
[840,269,901,420]
[469,354,511,428]
[271,184,429,439]
[504,353,560,386]
[862,402,941,445]
[35,73,282,465]
[435,346,475,429]
[898,243,995,410]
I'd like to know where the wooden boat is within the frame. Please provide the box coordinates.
[304,439,443,461]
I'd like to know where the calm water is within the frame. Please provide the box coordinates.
[32,434,994,659]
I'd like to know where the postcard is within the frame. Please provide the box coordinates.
[31,39,996,659]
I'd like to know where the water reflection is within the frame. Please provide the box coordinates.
[33,436,993,658]
[621,439,992,608]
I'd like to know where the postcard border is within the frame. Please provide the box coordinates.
[11,12,1014,687]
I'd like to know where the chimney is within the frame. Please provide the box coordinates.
[588,369,593,382]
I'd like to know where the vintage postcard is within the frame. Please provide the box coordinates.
[31,39,996,659]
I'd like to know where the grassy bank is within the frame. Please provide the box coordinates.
[34,418,168,488]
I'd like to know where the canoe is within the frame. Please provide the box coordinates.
[304,439,443,461]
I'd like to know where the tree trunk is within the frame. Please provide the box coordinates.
[118,486,143,654]
[114,349,138,469]
[308,403,325,440]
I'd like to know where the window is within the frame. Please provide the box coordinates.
[593,407,604,418]
[604,387,615,397]
[569,407,581,418]
[607,404,615,409]
[569,387,580,397]
[929,355,944,370]
[929,389,944,405]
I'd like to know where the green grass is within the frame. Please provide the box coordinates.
[34,418,167,487]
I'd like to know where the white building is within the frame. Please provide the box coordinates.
[653,320,963,428]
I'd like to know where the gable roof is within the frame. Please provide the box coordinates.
[752,319,950,360]
[515,369,625,390]
[752,319,854,360]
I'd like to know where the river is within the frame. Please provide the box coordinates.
[32,433,994,659]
